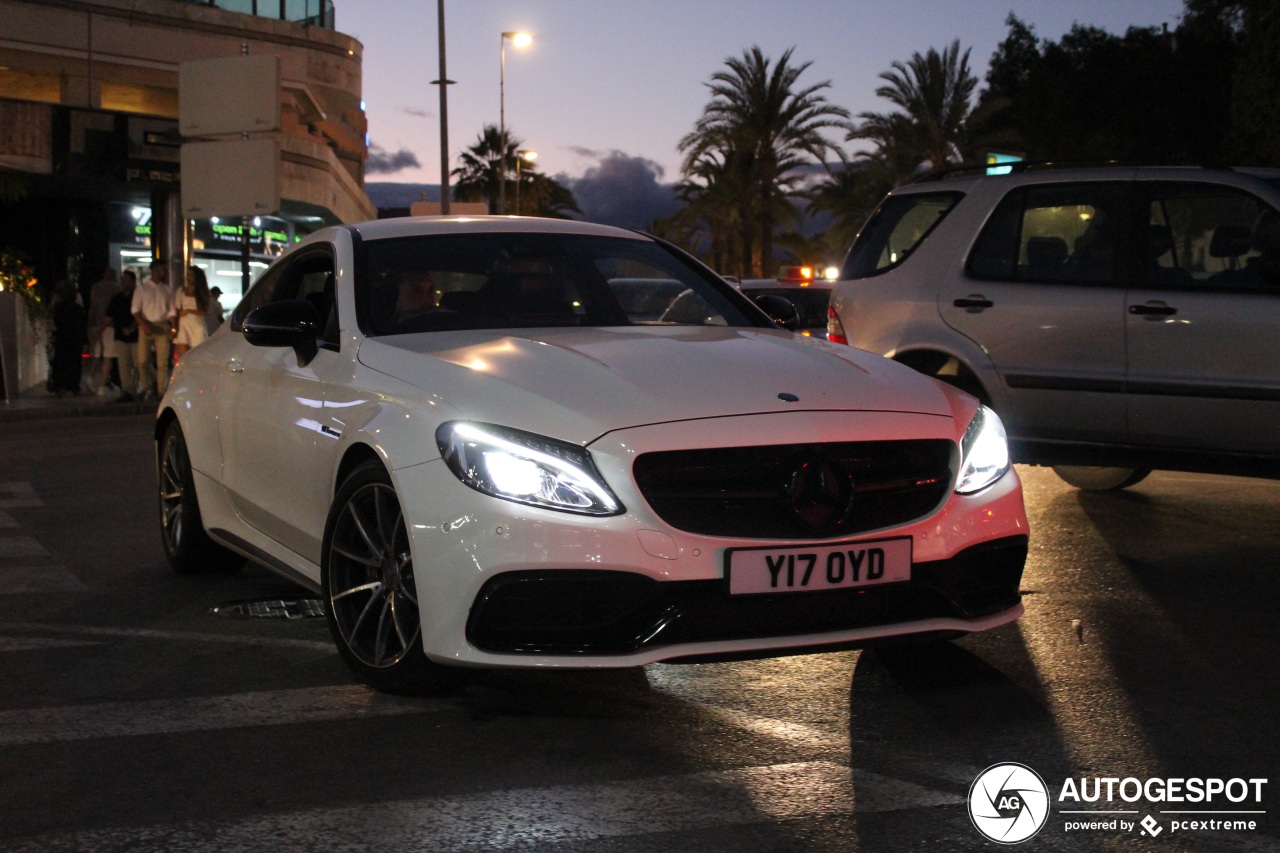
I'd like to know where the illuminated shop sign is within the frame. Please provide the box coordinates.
[109,204,297,258]
[197,218,294,258]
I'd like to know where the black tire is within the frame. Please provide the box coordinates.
[1051,465,1152,492]
[158,421,244,573]
[321,461,458,694]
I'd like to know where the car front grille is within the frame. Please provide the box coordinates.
[632,439,954,540]
[465,536,1028,657]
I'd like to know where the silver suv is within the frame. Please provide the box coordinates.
[827,165,1280,490]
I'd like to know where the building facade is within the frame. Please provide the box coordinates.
[0,0,373,325]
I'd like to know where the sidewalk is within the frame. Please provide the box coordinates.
[0,387,154,423]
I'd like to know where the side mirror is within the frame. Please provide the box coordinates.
[243,299,320,366]
[754,294,802,332]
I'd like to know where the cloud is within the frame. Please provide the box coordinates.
[562,151,679,229]
[366,144,421,175]
[402,107,431,119]
[567,145,606,160]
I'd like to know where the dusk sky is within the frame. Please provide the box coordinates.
[337,0,1186,191]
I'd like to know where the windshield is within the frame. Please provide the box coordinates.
[840,191,962,279]
[358,232,760,336]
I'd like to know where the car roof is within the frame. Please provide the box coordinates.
[340,215,651,244]
[892,164,1280,195]
[739,278,832,290]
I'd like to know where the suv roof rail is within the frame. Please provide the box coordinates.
[910,160,1245,184]
[911,159,1131,183]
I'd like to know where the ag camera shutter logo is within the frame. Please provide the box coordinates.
[969,763,1051,844]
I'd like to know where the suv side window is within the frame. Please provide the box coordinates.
[231,250,338,345]
[1142,183,1280,290]
[969,183,1127,285]
[841,192,961,279]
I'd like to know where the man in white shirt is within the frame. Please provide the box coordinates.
[131,260,175,397]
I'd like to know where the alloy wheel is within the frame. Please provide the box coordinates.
[327,482,420,669]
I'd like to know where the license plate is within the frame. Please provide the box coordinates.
[726,537,912,595]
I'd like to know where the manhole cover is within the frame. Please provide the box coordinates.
[210,597,326,620]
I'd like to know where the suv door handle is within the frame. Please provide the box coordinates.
[953,294,994,312]
[1129,301,1177,318]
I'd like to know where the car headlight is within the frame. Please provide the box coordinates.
[436,422,624,516]
[956,406,1011,494]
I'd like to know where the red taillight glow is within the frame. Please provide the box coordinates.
[826,306,848,345]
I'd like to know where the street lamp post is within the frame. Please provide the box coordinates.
[499,30,531,215]
[434,0,453,214]
[515,149,537,215]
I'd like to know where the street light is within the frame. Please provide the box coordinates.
[433,0,454,214]
[515,149,537,215]
[499,30,532,215]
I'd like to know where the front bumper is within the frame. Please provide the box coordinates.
[466,535,1027,658]
[393,410,1029,669]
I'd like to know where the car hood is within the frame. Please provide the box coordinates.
[357,326,956,444]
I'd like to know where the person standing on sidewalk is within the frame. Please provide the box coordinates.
[48,280,87,397]
[205,285,226,336]
[172,265,209,361]
[106,270,139,401]
[86,266,119,395]
[131,260,174,399]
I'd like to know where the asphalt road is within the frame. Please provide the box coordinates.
[0,414,1276,852]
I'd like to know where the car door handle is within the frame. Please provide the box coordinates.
[225,358,244,374]
[953,295,994,311]
[1129,301,1177,318]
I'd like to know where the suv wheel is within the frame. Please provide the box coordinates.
[897,353,989,405]
[1051,465,1151,492]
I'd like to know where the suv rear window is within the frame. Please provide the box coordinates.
[841,192,961,279]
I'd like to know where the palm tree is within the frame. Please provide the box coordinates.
[452,125,579,218]
[680,46,850,277]
[519,172,581,219]
[850,40,979,172]
[452,125,521,213]
[675,147,753,275]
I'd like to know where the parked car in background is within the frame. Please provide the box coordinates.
[739,276,834,338]
[828,165,1280,491]
[156,216,1028,693]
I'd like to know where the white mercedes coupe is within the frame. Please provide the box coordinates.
[156,217,1028,693]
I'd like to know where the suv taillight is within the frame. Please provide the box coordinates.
[827,306,848,345]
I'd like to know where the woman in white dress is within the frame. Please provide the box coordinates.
[171,265,209,360]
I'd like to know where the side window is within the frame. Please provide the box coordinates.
[1144,183,1280,290]
[229,265,282,332]
[969,183,1127,285]
[841,192,962,279]
[291,258,339,346]
[229,251,337,343]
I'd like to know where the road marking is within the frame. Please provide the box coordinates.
[0,533,87,592]
[0,637,99,652]
[0,481,41,509]
[0,536,49,558]
[0,566,88,593]
[0,684,440,745]
[0,760,960,852]
[0,482,41,528]
[703,704,846,751]
[0,622,333,652]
